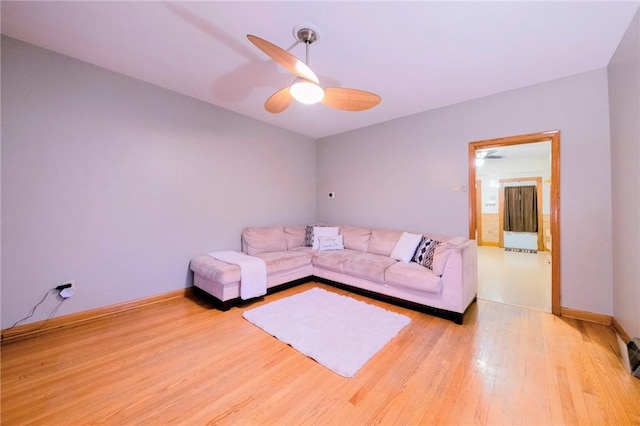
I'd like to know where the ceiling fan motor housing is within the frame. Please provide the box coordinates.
[294,25,320,44]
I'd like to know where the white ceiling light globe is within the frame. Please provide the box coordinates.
[290,79,324,105]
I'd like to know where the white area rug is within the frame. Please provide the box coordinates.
[242,287,411,378]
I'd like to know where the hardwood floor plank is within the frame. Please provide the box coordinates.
[540,314,567,426]
[517,310,553,426]
[2,282,639,425]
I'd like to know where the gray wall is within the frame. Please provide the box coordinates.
[1,37,316,328]
[2,27,633,328]
[608,10,640,339]
[317,69,613,316]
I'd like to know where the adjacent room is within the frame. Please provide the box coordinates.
[2,1,639,424]
[474,142,553,312]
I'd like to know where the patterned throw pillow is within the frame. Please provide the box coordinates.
[412,236,438,270]
[304,225,314,247]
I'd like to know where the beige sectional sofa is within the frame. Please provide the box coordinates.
[189,225,477,324]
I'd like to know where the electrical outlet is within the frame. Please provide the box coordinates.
[58,281,76,298]
[58,280,75,290]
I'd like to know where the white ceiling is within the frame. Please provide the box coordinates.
[478,141,551,160]
[475,141,551,178]
[2,1,638,139]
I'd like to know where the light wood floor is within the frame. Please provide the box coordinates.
[2,282,639,425]
[478,246,552,312]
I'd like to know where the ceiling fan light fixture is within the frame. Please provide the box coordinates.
[290,78,324,105]
[249,27,381,113]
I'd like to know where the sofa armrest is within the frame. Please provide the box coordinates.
[439,240,478,313]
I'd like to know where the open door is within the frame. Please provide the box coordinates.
[469,131,560,315]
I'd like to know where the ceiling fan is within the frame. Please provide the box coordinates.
[475,149,504,166]
[476,149,504,160]
[247,26,381,113]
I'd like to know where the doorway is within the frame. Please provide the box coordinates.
[469,131,560,315]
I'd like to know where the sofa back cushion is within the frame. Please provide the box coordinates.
[284,226,306,249]
[339,226,372,251]
[242,226,287,255]
[430,237,468,276]
[368,229,403,256]
[431,243,454,276]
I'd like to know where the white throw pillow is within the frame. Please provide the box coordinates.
[318,235,344,251]
[312,226,339,250]
[390,232,423,263]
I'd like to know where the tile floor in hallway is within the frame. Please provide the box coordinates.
[477,245,552,312]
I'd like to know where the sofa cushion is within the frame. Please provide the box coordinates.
[385,262,442,293]
[368,229,403,256]
[445,236,468,246]
[313,249,361,273]
[284,226,306,250]
[343,252,398,284]
[390,232,423,263]
[412,236,437,269]
[339,226,372,251]
[254,251,313,274]
[432,243,454,276]
[289,246,315,254]
[243,226,287,255]
[190,255,240,285]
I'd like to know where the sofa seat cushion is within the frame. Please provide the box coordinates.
[289,246,315,254]
[385,262,442,293]
[342,253,398,284]
[190,255,240,285]
[191,250,312,286]
[313,249,362,273]
[254,251,313,274]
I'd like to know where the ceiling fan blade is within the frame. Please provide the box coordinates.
[247,35,319,84]
[265,87,294,113]
[321,87,381,111]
